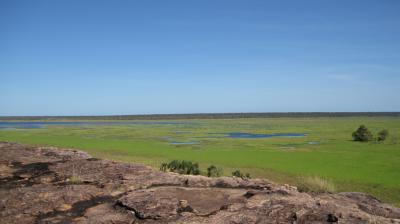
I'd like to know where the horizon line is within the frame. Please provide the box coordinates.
[1,112,400,119]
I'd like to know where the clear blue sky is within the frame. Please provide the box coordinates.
[1,0,399,116]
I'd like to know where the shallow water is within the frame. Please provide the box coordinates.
[169,141,198,145]
[0,121,191,129]
[207,132,305,139]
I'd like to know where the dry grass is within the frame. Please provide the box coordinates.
[68,175,82,184]
[297,176,336,193]
[67,164,82,184]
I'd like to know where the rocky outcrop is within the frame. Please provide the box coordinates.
[0,142,399,224]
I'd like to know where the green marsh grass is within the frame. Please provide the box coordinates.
[0,117,399,206]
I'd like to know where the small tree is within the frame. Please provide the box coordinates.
[377,129,389,142]
[207,165,223,177]
[352,125,373,142]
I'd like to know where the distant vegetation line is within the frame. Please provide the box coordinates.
[1,112,400,120]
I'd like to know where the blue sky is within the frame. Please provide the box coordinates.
[1,0,399,116]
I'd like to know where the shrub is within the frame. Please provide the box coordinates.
[232,170,251,180]
[352,125,373,142]
[377,129,389,142]
[297,176,335,193]
[167,160,180,172]
[232,170,241,177]
[160,160,201,175]
[183,161,200,175]
[207,165,223,177]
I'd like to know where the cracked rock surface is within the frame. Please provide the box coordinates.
[0,142,399,224]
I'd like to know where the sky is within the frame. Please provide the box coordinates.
[1,0,400,116]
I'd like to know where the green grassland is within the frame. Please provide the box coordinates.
[1,117,399,206]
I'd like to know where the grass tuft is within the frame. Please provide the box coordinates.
[297,176,336,193]
[68,175,82,184]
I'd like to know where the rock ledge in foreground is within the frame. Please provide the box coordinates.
[0,142,399,224]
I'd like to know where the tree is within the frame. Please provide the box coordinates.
[352,125,373,142]
[377,129,389,142]
[207,165,223,177]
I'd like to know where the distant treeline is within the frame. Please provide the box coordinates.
[1,112,400,121]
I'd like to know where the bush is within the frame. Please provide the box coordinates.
[160,160,200,175]
[207,165,223,177]
[232,170,251,180]
[377,129,389,142]
[232,170,241,177]
[166,160,180,172]
[297,176,335,193]
[352,125,373,142]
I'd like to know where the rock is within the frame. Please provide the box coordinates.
[76,203,135,224]
[55,204,72,212]
[327,213,338,223]
[1,141,400,224]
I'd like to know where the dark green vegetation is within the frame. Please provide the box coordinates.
[160,160,200,175]
[207,165,223,177]
[160,160,223,177]
[378,129,389,142]
[352,125,390,142]
[232,170,251,180]
[352,125,374,142]
[0,116,399,206]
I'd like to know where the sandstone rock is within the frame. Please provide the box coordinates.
[1,141,399,224]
